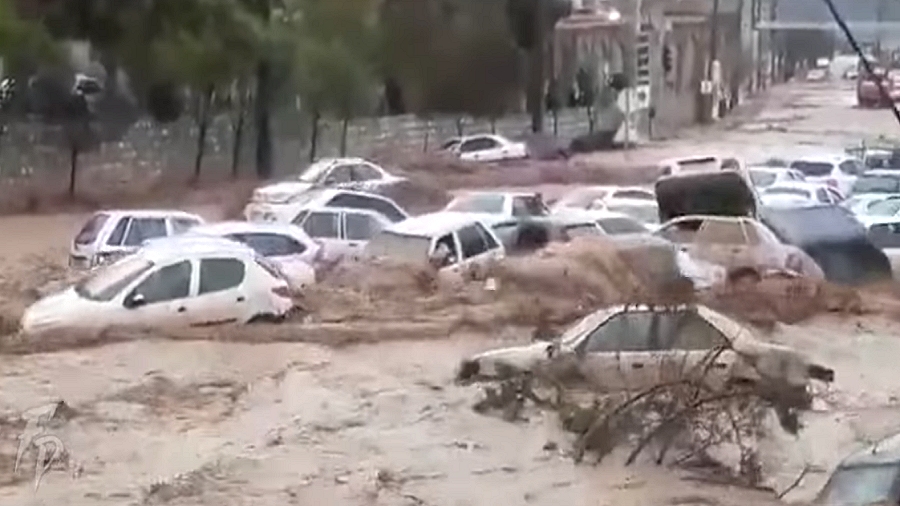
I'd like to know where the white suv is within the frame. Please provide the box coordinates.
[70,209,204,269]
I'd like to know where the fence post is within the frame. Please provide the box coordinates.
[455,117,464,136]
[423,118,431,153]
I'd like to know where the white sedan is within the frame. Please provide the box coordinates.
[181,222,320,290]
[746,166,806,189]
[442,134,528,162]
[760,181,845,208]
[21,238,295,334]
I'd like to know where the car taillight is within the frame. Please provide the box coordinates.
[826,179,838,188]
[271,285,291,299]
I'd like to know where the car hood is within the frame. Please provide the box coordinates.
[656,171,757,222]
[459,341,557,379]
[252,181,315,204]
[21,288,97,334]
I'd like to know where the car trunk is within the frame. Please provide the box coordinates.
[761,205,893,285]
[655,171,757,223]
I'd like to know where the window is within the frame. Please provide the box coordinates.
[230,232,306,257]
[128,260,192,304]
[459,137,499,152]
[323,165,353,185]
[351,164,382,181]
[291,210,310,226]
[579,311,659,353]
[868,198,900,217]
[789,161,834,177]
[446,194,506,214]
[199,258,245,294]
[721,158,741,170]
[749,170,777,187]
[106,217,130,246]
[123,218,168,246]
[511,196,546,217]
[816,189,830,203]
[474,222,499,250]
[667,313,729,350]
[75,213,110,245]
[364,231,432,263]
[597,217,646,235]
[345,213,380,241]
[171,218,201,234]
[75,257,155,302]
[432,233,459,266]
[441,139,461,151]
[327,193,406,222]
[695,220,746,245]
[457,224,489,259]
[302,211,340,238]
[816,464,900,506]
[852,175,900,194]
[839,159,863,176]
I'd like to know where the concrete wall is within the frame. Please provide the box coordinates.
[0,107,596,180]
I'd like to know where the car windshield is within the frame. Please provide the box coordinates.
[606,204,659,224]
[868,198,900,217]
[790,161,834,177]
[853,176,900,194]
[364,231,432,264]
[749,170,778,187]
[816,463,899,505]
[598,217,647,234]
[74,256,155,302]
[445,194,505,214]
[74,213,110,245]
[296,160,334,183]
[764,187,811,198]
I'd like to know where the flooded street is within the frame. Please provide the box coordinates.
[2,79,900,505]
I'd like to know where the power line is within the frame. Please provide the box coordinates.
[820,0,900,127]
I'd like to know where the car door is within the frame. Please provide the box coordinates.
[454,223,492,273]
[120,259,194,328]
[296,210,344,260]
[658,311,735,390]
[343,211,384,255]
[573,310,659,392]
[187,257,250,326]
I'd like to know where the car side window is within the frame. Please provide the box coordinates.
[324,165,353,184]
[345,213,380,241]
[302,211,340,238]
[580,311,658,353]
[123,218,168,246]
[511,196,546,217]
[459,137,498,152]
[474,222,499,250]
[199,258,246,295]
[433,233,460,266]
[106,217,130,246]
[171,218,200,234]
[352,164,382,181]
[665,312,730,350]
[457,224,489,259]
[327,193,405,222]
[839,160,862,176]
[128,260,192,305]
[233,232,306,257]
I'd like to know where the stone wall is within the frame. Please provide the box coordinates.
[0,107,594,180]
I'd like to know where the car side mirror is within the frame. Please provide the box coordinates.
[125,292,146,309]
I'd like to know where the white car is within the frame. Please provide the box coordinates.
[746,166,806,188]
[291,206,392,262]
[844,193,900,216]
[863,216,900,277]
[760,181,845,208]
[22,237,294,334]
[69,209,205,269]
[180,222,320,290]
[244,188,409,225]
[857,197,900,223]
[364,212,505,277]
[245,158,404,217]
[550,185,655,213]
[441,134,528,162]
[657,154,745,177]
[787,155,865,197]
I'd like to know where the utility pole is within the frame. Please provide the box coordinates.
[530,0,546,133]
[876,0,885,57]
[704,0,721,122]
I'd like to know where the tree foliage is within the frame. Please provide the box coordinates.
[505,0,571,50]
[0,0,58,69]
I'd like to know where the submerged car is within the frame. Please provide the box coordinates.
[69,209,204,269]
[458,304,834,399]
[244,188,409,225]
[245,158,405,219]
[760,181,844,208]
[814,432,900,505]
[441,134,528,162]
[22,238,295,334]
[761,204,893,284]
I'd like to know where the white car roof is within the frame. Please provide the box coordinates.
[663,214,755,225]
[139,236,257,262]
[188,221,312,239]
[295,205,392,220]
[861,215,900,227]
[748,166,796,173]
[386,212,487,237]
[862,169,900,177]
[452,190,535,200]
[764,181,830,191]
[95,209,204,220]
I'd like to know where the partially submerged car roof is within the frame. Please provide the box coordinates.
[655,171,757,223]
